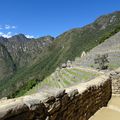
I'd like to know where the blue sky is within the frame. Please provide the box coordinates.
[0,0,120,38]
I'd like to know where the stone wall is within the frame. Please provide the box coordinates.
[110,68,120,95]
[0,75,111,120]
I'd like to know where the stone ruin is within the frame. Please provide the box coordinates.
[61,60,72,68]
[0,75,111,120]
[0,68,120,120]
[81,51,86,58]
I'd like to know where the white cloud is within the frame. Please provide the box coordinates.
[0,32,3,35]
[25,34,34,38]
[0,31,12,38]
[0,32,34,39]
[5,25,16,30]
[7,32,12,36]
[11,26,16,29]
[5,25,10,29]
[0,24,16,30]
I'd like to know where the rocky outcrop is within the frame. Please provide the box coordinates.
[0,75,111,120]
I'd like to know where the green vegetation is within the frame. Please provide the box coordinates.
[8,79,38,98]
[26,68,99,95]
[109,63,120,70]
[0,43,16,81]
[99,25,120,44]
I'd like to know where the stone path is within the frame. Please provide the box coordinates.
[89,96,120,120]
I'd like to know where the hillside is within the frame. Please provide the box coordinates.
[76,31,120,69]
[0,43,16,98]
[0,11,120,98]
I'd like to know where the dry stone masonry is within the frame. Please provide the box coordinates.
[0,75,111,120]
[110,68,120,95]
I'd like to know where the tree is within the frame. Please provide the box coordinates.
[94,54,109,70]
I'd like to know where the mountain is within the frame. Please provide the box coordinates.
[0,37,8,44]
[0,43,16,85]
[4,34,54,68]
[0,11,120,98]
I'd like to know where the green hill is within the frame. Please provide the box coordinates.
[0,43,16,92]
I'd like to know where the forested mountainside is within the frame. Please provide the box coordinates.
[0,43,16,81]
[0,11,120,98]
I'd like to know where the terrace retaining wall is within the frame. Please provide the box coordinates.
[0,75,111,120]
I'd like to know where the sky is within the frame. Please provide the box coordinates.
[0,0,120,38]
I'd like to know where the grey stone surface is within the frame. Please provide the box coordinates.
[111,69,120,95]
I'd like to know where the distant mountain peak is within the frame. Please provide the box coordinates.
[0,36,8,43]
[8,34,30,42]
[37,35,54,39]
[11,34,27,39]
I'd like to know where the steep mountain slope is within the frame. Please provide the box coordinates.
[0,37,8,44]
[53,11,120,61]
[75,31,120,69]
[0,35,54,82]
[0,11,120,98]
[3,34,54,68]
[0,43,16,82]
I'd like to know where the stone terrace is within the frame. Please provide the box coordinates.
[0,74,111,120]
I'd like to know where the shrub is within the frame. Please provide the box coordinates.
[94,54,109,70]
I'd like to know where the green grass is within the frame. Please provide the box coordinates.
[109,63,120,70]
[61,70,78,83]
[26,68,99,95]
[66,68,98,81]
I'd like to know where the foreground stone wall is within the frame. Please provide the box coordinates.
[0,75,111,120]
[110,68,120,95]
